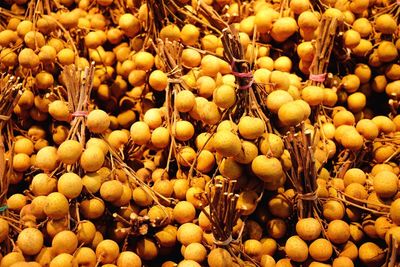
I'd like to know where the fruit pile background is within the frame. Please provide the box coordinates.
[0,0,400,266]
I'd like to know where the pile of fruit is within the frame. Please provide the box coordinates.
[1,0,400,266]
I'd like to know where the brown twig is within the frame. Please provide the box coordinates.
[308,16,338,87]
[284,123,320,219]
[0,75,23,206]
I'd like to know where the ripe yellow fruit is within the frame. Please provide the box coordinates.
[52,230,78,255]
[377,41,398,63]
[347,92,366,113]
[301,85,324,106]
[254,9,273,33]
[285,235,308,262]
[118,13,140,37]
[234,140,258,164]
[183,243,207,263]
[213,130,242,157]
[130,121,151,145]
[196,150,215,173]
[100,180,124,202]
[343,29,361,49]
[238,116,265,140]
[87,109,110,133]
[201,34,220,52]
[296,218,321,241]
[128,70,147,86]
[343,168,366,186]
[50,253,75,266]
[19,48,40,69]
[333,110,355,127]
[372,115,396,134]
[57,172,83,199]
[219,157,243,180]
[0,218,9,243]
[199,101,221,125]
[17,228,43,256]
[213,84,236,109]
[373,171,398,198]
[96,239,120,264]
[201,55,220,77]
[175,90,195,113]
[0,48,18,67]
[57,48,75,65]
[80,198,106,219]
[309,238,333,261]
[35,146,58,171]
[177,223,203,246]
[7,194,26,211]
[30,173,57,196]
[181,24,200,46]
[251,156,283,183]
[345,183,368,200]
[151,127,170,149]
[390,199,400,225]
[173,201,196,225]
[144,108,163,129]
[117,251,142,267]
[341,130,364,151]
[44,192,69,219]
[177,146,196,167]
[278,101,305,126]
[35,71,54,90]
[332,257,354,267]
[74,247,97,266]
[196,76,216,98]
[207,248,233,267]
[48,100,70,122]
[174,120,195,141]
[274,56,293,72]
[375,14,397,34]
[57,140,82,165]
[266,90,294,113]
[134,51,154,71]
[289,0,310,14]
[271,17,298,42]
[160,24,180,42]
[12,153,30,172]
[149,70,168,91]
[236,191,258,216]
[80,146,105,172]
[327,220,350,244]
[356,119,379,140]
[359,242,385,266]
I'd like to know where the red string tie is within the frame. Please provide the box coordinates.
[309,73,327,83]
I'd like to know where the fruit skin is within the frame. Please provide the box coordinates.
[17,227,44,256]
[296,218,321,241]
[309,238,333,261]
[57,140,82,165]
[87,109,110,133]
[390,199,400,225]
[80,146,105,172]
[96,239,120,264]
[207,248,233,267]
[43,192,69,219]
[251,156,284,183]
[285,235,309,262]
[373,171,398,198]
[278,101,305,126]
[238,116,264,140]
[327,220,350,244]
[212,130,242,157]
[359,242,385,266]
